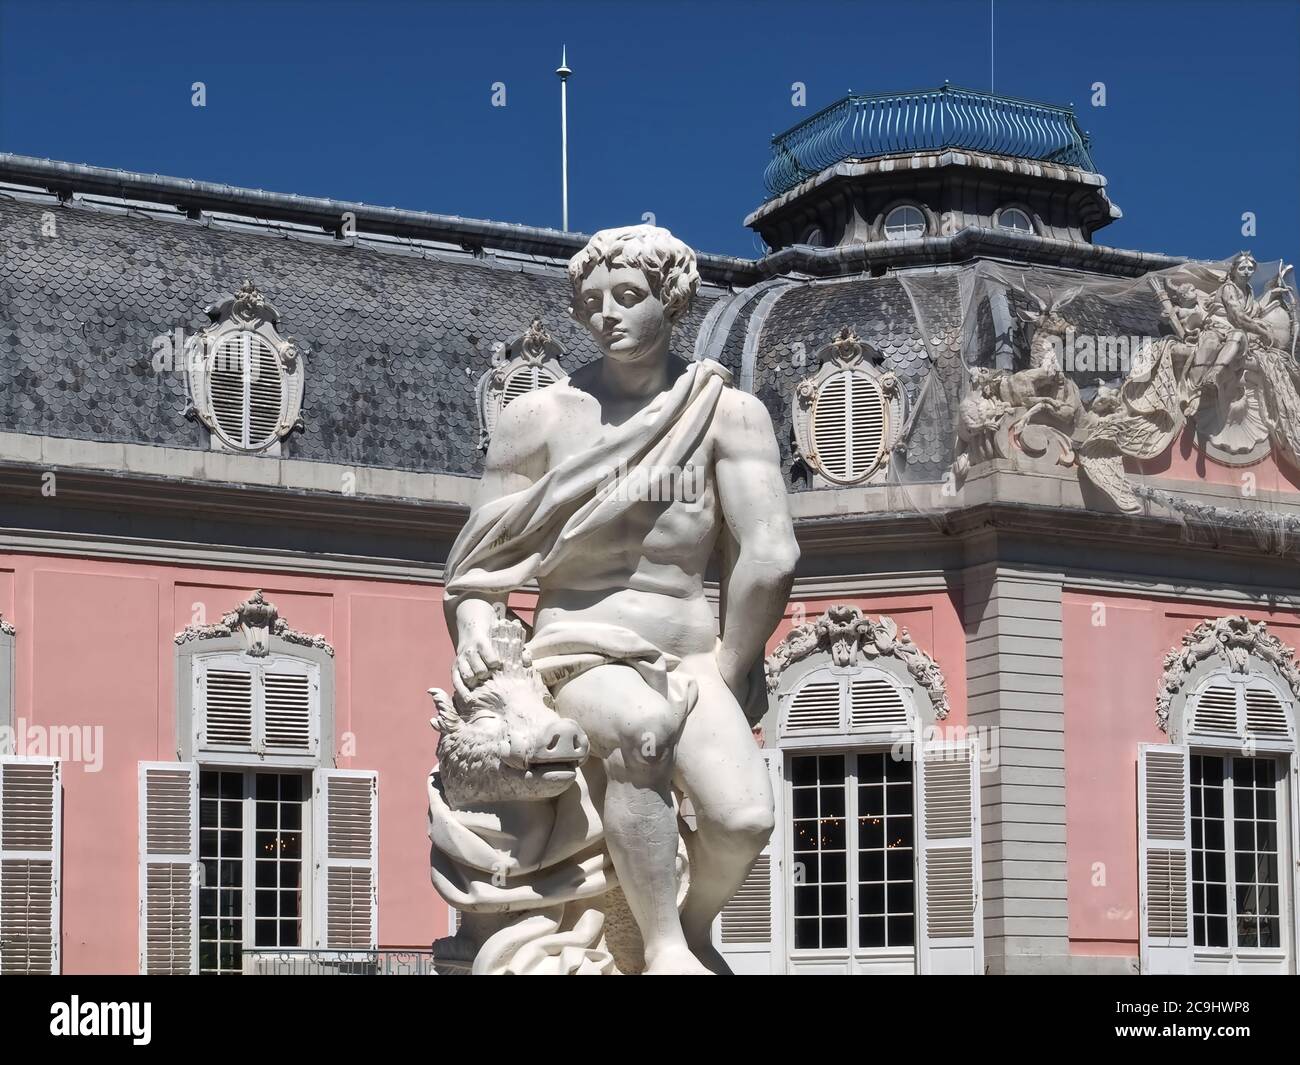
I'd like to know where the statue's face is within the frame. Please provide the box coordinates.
[1235,258,1256,283]
[573,263,672,363]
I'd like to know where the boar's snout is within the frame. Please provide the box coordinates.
[530,717,589,766]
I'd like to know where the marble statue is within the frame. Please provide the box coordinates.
[428,224,800,974]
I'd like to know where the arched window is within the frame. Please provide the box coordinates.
[184,281,306,455]
[1140,616,1299,975]
[996,207,1035,235]
[477,318,568,449]
[715,606,981,976]
[883,204,927,241]
[791,327,906,488]
[142,592,376,975]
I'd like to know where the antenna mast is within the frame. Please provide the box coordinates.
[556,46,572,232]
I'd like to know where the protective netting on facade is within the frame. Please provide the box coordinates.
[887,255,1300,551]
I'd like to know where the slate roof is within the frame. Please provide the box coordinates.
[0,158,1187,494]
[0,196,716,477]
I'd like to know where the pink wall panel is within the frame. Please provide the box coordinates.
[1064,592,1300,957]
[346,591,450,946]
[33,568,161,974]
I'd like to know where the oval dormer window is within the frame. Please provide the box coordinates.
[810,368,886,484]
[883,205,926,241]
[209,331,286,451]
[183,282,305,455]
[997,207,1034,234]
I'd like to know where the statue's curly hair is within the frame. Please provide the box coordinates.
[567,224,700,324]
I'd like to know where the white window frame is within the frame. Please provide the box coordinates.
[1187,750,1291,972]
[760,660,980,975]
[783,742,920,974]
[197,766,315,975]
[882,204,927,241]
[1141,668,1299,975]
[995,206,1036,235]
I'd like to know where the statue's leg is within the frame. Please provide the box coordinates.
[671,652,775,973]
[550,663,707,974]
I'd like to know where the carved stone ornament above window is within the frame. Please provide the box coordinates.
[0,613,13,637]
[1156,615,1300,733]
[792,327,906,488]
[183,280,307,454]
[476,318,569,449]
[174,590,334,658]
[764,604,949,718]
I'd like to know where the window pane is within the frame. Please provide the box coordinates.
[788,754,849,951]
[857,751,915,948]
[1191,755,1227,948]
[252,772,306,958]
[1194,755,1286,955]
[200,771,244,974]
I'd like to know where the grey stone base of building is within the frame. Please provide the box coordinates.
[986,953,1138,975]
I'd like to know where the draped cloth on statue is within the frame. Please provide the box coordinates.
[427,622,698,974]
[443,357,732,601]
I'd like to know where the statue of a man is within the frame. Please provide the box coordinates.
[442,224,799,973]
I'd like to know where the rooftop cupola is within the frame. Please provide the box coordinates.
[746,85,1123,267]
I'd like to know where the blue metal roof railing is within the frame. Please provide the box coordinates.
[763,84,1096,197]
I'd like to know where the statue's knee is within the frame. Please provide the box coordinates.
[707,802,775,853]
[619,702,681,768]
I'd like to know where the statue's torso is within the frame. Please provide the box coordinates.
[531,376,725,657]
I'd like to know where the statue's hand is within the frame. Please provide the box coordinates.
[455,627,503,689]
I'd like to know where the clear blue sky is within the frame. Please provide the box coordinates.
[1,0,1297,263]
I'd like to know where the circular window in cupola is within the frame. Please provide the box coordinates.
[996,207,1035,235]
[883,205,927,241]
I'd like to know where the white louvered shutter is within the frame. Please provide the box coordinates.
[849,675,910,733]
[811,370,886,483]
[314,769,378,951]
[1137,743,1192,974]
[916,739,982,974]
[1190,682,1239,737]
[209,334,247,446]
[138,762,198,974]
[1243,679,1293,740]
[714,749,785,973]
[208,331,284,449]
[196,654,255,753]
[262,657,319,756]
[782,672,844,734]
[0,758,61,974]
[246,335,285,448]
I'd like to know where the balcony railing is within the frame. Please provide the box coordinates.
[242,948,442,975]
[763,84,1096,196]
